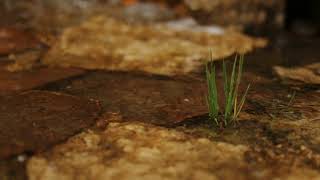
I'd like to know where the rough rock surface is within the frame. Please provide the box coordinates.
[27,122,248,180]
[0,90,100,158]
[45,71,211,126]
[43,16,266,76]
[273,63,320,84]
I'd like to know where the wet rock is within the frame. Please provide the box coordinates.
[0,61,86,95]
[43,16,266,76]
[47,71,208,126]
[0,90,101,159]
[27,122,248,180]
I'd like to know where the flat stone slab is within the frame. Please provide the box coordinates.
[0,61,85,95]
[43,16,266,76]
[273,63,320,85]
[49,71,209,126]
[27,122,248,180]
[0,91,101,159]
[27,120,320,180]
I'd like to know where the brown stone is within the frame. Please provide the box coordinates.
[0,90,101,159]
[0,61,86,95]
[50,71,209,126]
[0,27,41,55]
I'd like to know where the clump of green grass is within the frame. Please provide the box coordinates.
[206,54,250,127]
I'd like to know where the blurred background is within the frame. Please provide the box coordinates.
[0,0,319,37]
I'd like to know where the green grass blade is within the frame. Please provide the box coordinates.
[234,84,250,120]
[222,60,229,100]
[224,56,238,122]
[232,55,244,120]
[206,62,219,124]
[206,53,249,127]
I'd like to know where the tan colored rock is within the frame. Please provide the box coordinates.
[27,122,248,180]
[273,63,320,84]
[27,119,320,180]
[43,16,266,76]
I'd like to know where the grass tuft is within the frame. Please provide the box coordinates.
[206,54,250,127]
[206,53,219,125]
